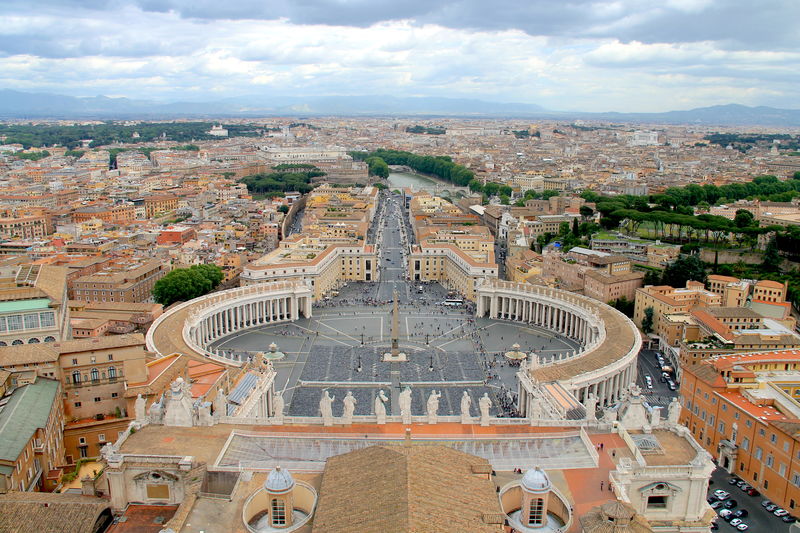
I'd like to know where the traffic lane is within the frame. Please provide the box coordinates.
[708,467,793,533]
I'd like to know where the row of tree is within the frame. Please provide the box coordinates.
[351,149,475,186]
[238,166,325,195]
[153,264,224,307]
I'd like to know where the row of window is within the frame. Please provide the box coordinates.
[74,391,118,407]
[0,312,56,333]
[0,336,56,346]
[70,367,117,384]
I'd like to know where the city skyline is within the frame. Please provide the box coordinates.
[0,0,798,113]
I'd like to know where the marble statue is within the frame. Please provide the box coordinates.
[650,405,662,426]
[374,389,388,424]
[460,391,472,424]
[272,391,285,424]
[134,393,147,423]
[213,388,227,418]
[100,442,115,460]
[399,386,413,424]
[197,402,213,426]
[479,393,492,427]
[426,390,441,424]
[667,397,681,425]
[320,390,335,426]
[342,391,357,425]
[148,398,163,424]
[584,393,598,421]
[164,377,195,427]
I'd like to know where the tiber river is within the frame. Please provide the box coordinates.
[386,171,446,191]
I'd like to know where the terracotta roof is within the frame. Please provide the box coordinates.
[0,343,59,366]
[312,444,503,533]
[54,333,145,354]
[0,491,111,533]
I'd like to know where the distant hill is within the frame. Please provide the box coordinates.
[0,89,798,126]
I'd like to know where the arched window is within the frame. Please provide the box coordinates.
[271,498,286,526]
[108,367,117,381]
[11,339,23,345]
[44,336,55,342]
[528,497,544,526]
[90,368,99,383]
[28,337,40,344]
[72,371,81,384]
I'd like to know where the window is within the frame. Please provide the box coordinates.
[741,438,750,451]
[111,392,118,398]
[771,433,778,444]
[94,397,101,402]
[780,464,787,476]
[759,428,766,437]
[39,312,55,328]
[271,499,286,526]
[746,419,752,428]
[23,314,39,329]
[785,442,790,453]
[79,437,86,445]
[74,402,81,408]
[98,434,106,442]
[647,495,668,509]
[108,354,113,361]
[72,358,78,365]
[765,479,769,489]
[90,368,99,383]
[6,315,22,331]
[528,497,544,525]
[721,404,727,411]
[108,367,117,381]
[72,371,80,384]
[756,447,763,460]
[766,454,774,468]
[719,422,725,434]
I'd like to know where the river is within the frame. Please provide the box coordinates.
[386,171,446,191]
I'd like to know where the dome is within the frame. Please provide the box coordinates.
[264,466,295,494]
[521,467,551,493]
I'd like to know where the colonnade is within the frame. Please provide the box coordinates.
[481,293,598,346]
[477,282,640,410]
[191,294,312,346]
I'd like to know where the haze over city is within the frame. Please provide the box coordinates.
[1,0,799,112]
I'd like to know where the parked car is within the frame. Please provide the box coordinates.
[708,496,718,504]
[719,509,733,519]
[730,518,742,526]
[746,488,759,497]
[782,516,797,523]
[713,490,731,500]
[762,499,774,508]
[668,381,677,391]
[732,509,748,518]
[775,508,789,517]
[710,522,719,530]
[724,499,737,509]
[736,524,749,531]
[728,477,742,485]
[766,503,778,512]
[736,480,748,489]
[710,501,723,509]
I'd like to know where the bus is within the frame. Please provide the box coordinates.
[443,298,464,307]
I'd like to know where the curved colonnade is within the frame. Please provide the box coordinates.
[147,278,639,411]
[476,280,641,408]
[146,281,313,366]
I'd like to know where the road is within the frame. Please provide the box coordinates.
[708,466,795,532]
[375,191,413,302]
[635,349,677,408]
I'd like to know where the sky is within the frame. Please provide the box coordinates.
[0,0,798,112]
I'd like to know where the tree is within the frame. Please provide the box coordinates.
[734,209,755,228]
[641,307,655,334]
[661,255,706,288]
[579,205,594,220]
[762,236,783,272]
[365,156,389,178]
[571,218,580,237]
[643,269,662,286]
[278,204,290,214]
[153,264,223,306]
[608,296,634,317]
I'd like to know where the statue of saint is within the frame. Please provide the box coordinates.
[399,386,413,424]
[426,390,441,424]
[584,393,598,421]
[479,393,492,425]
[320,390,335,426]
[375,389,388,424]
[342,391,357,424]
[460,391,472,423]
[667,397,681,425]
[134,393,147,423]
[272,391,285,423]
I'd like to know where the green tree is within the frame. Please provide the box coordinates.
[641,307,655,334]
[365,156,389,178]
[278,204,290,214]
[762,236,783,272]
[608,296,634,317]
[579,205,594,220]
[734,209,755,228]
[571,218,580,237]
[661,255,706,288]
[153,264,223,306]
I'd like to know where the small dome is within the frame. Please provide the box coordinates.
[521,467,551,492]
[265,466,294,494]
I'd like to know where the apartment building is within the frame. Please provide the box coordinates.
[542,247,644,303]
[0,264,70,346]
[72,203,136,225]
[0,215,48,241]
[71,259,167,303]
[681,350,800,517]
[591,232,680,267]
[0,377,65,492]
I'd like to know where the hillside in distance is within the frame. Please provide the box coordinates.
[1,89,799,126]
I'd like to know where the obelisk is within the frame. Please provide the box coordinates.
[383,290,407,416]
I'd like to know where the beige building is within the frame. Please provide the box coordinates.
[71,259,167,304]
[0,264,70,346]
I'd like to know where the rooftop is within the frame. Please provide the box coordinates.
[0,378,60,463]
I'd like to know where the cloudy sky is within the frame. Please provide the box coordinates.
[0,0,798,112]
